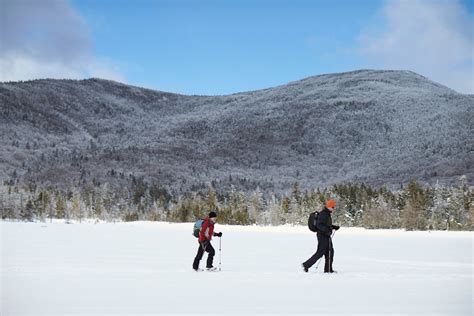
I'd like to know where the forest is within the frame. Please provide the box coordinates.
[1,176,472,231]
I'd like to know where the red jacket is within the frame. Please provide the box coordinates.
[198,217,214,243]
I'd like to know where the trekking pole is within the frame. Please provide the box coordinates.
[314,232,322,271]
[329,230,337,273]
[219,236,222,271]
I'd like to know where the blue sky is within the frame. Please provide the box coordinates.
[72,0,383,94]
[2,0,473,94]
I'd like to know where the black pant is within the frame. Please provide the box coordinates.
[193,241,215,269]
[303,233,334,272]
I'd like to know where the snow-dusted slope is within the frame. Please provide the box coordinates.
[2,221,472,315]
[0,70,472,192]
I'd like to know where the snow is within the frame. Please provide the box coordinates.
[2,71,472,192]
[1,221,473,315]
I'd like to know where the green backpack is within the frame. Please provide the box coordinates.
[193,219,204,238]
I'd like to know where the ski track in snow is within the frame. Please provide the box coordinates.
[1,221,473,315]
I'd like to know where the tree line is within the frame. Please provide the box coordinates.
[1,176,472,231]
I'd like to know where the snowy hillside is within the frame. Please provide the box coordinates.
[2,221,472,315]
[0,69,472,192]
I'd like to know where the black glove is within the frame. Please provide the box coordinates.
[332,225,340,231]
[214,232,222,237]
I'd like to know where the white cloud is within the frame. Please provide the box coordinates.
[0,0,125,82]
[359,0,473,94]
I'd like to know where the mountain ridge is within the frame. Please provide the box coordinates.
[2,69,458,97]
[0,69,472,193]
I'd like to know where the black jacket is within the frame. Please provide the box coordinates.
[316,207,334,236]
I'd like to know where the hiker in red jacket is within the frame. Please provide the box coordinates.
[193,211,222,271]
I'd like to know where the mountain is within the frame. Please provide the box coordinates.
[0,70,472,193]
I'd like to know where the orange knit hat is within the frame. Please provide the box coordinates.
[326,199,336,209]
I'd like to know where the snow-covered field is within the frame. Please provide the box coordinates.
[1,221,472,315]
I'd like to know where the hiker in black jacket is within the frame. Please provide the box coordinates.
[302,199,340,273]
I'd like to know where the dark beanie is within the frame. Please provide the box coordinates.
[209,211,217,218]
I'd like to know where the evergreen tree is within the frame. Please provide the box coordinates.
[288,196,303,225]
[267,194,282,225]
[446,176,468,230]
[229,187,250,225]
[291,182,301,205]
[403,180,427,231]
[55,193,66,219]
[429,182,450,230]
[281,196,291,223]
[248,188,264,224]
[34,191,50,221]
[20,199,34,221]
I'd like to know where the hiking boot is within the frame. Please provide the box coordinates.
[194,268,203,272]
[206,267,217,272]
[302,263,308,273]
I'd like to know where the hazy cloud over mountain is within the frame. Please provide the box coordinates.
[359,0,473,94]
[0,0,124,82]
